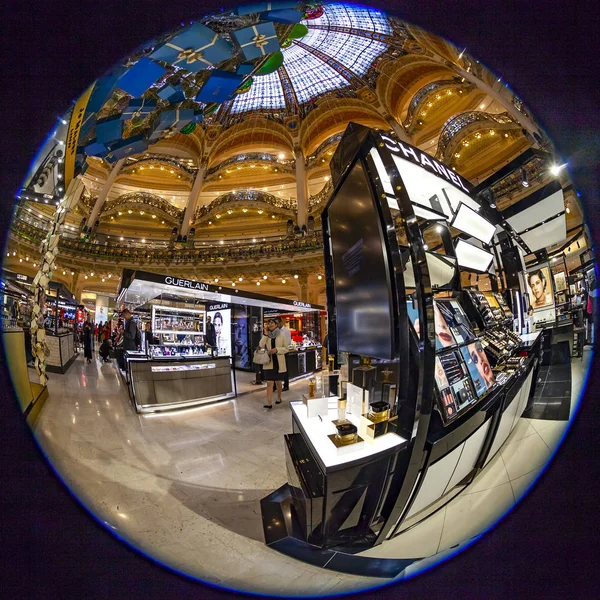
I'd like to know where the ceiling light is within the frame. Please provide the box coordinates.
[278,153,285,159]
[108,274,111,278]
[128,210,132,214]
[220,240,224,245]
[258,210,263,214]
[293,274,299,279]
[208,221,212,225]
[263,275,267,279]
[152,215,156,219]
[489,129,495,135]
[62,270,66,275]
[84,275,88,279]
[504,133,509,138]
[227,209,233,214]
[317,275,322,280]
[214,278,219,283]
[19,258,22,262]
[282,279,286,284]
[216,214,221,219]
[141,239,145,243]
[550,163,568,176]
[479,103,485,109]
[120,237,124,241]
[238,277,243,282]
[71,271,74,275]
[242,208,247,213]
[256,281,260,286]
[101,278,105,282]
[566,206,571,214]
[232,282,236,287]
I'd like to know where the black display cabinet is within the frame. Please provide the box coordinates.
[261,125,541,558]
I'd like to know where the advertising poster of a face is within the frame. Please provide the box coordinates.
[526,266,554,310]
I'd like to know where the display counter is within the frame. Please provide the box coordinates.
[285,346,323,380]
[45,329,76,373]
[125,352,235,413]
[284,399,407,547]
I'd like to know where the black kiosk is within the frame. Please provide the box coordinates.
[261,125,541,561]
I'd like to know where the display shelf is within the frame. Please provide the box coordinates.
[290,400,406,470]
[154,329,204,335]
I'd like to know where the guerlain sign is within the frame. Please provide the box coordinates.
[164,276,210,291]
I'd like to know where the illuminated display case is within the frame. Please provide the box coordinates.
[150,305,206,358]
[263,125,541,556]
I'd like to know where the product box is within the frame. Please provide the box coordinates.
[150,22,233,72]
[116,57,168,97]
[232,23,280,60]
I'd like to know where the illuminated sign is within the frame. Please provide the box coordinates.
[164,276,209,291]
[293,300,312,309]
[380,135,471,194]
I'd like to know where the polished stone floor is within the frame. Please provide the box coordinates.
[30,348,591,596]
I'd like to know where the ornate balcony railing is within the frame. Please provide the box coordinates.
[99,192,184,220]
[193,189,296,222]
[206,152,294,177]
[309,180,333,212]
[10,218,323,265]
[436,111,515,159]
[403,77,471,130]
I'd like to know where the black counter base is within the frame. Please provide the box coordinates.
[260,485,418,578]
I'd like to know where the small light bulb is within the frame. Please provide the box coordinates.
[282,279,286,284]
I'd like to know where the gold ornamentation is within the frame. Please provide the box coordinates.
[177,47,204,64]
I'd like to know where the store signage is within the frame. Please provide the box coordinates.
[293,300,312,309]
[208,303,229,311]
[164,276,210,291]
[380,135,472,194]
[16,274,28,282]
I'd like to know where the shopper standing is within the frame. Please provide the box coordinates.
[259,318,289,408]
[276,317,292,391]
[83,319,93,363]
[122,309,139,351]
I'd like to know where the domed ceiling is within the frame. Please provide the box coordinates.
[8,1,584,302]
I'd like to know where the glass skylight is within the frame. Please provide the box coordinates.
[229,71,286,114]
[282,44,349,104]
[300,29,388,76]
[303,3,392,34]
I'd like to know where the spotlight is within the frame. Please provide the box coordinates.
[214,278,219,283]
[263,275,267,280]
[282,279,286,284]
[317,275,322,280]
[294,274,299,279]
[238,277,243,282]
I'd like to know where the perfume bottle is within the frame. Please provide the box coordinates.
[338,398,347,421]
[308,377,316,399]
[352,355,377,392]
[328,354,335,373]
[381,369,397,406]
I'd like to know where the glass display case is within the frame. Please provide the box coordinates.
[150,305,206,358]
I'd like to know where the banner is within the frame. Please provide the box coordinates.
[64,83,94,190]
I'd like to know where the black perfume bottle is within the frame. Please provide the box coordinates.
[352,356,378,393]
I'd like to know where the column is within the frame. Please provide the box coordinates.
[384,113,412,143]
[297,273,309,302]
[180,160,206,237]
[294,147,309,228]
[86,158,126,228]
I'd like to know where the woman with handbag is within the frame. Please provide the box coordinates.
[256,318,289,408]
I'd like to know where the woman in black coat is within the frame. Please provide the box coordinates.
[83,320,93,363]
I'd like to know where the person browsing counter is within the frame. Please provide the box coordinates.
[276,316,292,392]
[259,318,289,408]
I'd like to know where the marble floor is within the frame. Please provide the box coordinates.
[29,347,592,597]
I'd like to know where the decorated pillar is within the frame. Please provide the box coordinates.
[297,273,309,302]
[180,159,207,237]
[294,146,309,228]
[30,178,84,385]
[86,157,126,228]
[384,113,411,143]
